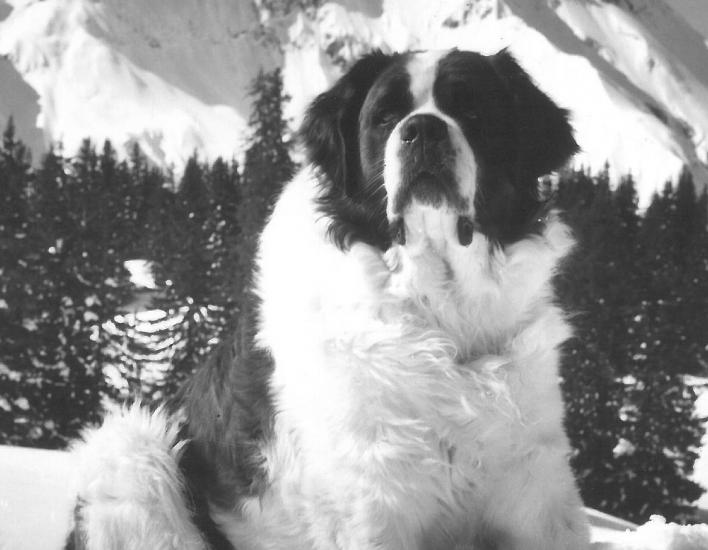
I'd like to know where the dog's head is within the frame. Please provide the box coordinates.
[301,49,577,251]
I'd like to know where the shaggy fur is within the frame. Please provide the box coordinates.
[68,48,590,550]
[67,406,206,549]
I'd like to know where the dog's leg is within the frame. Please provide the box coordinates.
[70,406,207,550]
[480,446,590,550]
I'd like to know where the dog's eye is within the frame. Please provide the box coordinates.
[453,96,477,120]
[373,110,400,127]
[448,85,477,120]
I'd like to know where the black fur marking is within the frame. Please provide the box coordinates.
[63,500,87,550]
[175,295,275,548]
[389,217,406,245]
[301,51,407,250]
[179,341,274,506]
[178,439,238,550]
[489,49,579,179]
[457,216,475,246]
[434,49,577,245]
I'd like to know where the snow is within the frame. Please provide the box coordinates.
[613,437,637,458]
[13,397,29,411]
[691,383,708,511]
[0,0,281,168]
[0,446,74,550]
[551,0,708,195]
[672,0,708,43]
[591,516,708,550]
[0,444,706,549]
[123,259,156,290]
[0,445,705,550]
[1,0,708,202]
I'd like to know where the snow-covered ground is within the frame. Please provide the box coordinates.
[0,445,706,550]
[690,381,708,513]
[1,0,708,202]
[0,446,74,550]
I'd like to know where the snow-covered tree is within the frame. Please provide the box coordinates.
[0,136,137,447]
[557,167,705,523]
[141,154,241,400]
[0,119,36,444]
[206,156,241,339]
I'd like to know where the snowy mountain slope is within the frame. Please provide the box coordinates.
[672,0,708,40]
[546,0,708,194]
[0,55,43,155]
[1,0,708,201]
[0,1,43,154]
[0,0,281,167]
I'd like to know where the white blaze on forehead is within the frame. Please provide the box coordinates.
[384,49,478,230]
[406,50,450,108]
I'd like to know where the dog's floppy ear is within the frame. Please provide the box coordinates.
[490,49,578,178]
[301,51,397,197]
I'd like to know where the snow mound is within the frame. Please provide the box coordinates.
[0,445,74,550]
[593,516,708,550]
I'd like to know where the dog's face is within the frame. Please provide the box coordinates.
[302,49,577,250]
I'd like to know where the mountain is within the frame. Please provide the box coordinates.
[1,0,708,202]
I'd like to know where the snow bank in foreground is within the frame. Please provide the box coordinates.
[592,516,708,550]
[0,445,706,549]
[0,446,74,550]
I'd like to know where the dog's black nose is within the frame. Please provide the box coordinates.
[400,114,448,145]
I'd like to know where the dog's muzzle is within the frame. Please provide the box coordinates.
[391,114,474,247]
[396,114,456,209]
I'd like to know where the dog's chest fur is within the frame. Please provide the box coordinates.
[213,171,573,550]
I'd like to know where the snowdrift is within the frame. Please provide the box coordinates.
[592,515,708,550]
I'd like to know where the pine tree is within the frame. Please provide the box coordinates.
[558,167,704,523]
[624,171,705,521]
[0,118,36,443]
[99,143,191,403]
[557,167,629,516]
[5,146,89,446]
[206,157,241,339]
[0,137,136,447]
[142,154,224,400]
[235,68,295,349]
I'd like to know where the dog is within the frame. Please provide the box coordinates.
[67,49,590,550]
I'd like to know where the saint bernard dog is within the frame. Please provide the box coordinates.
[67,49,590,550]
